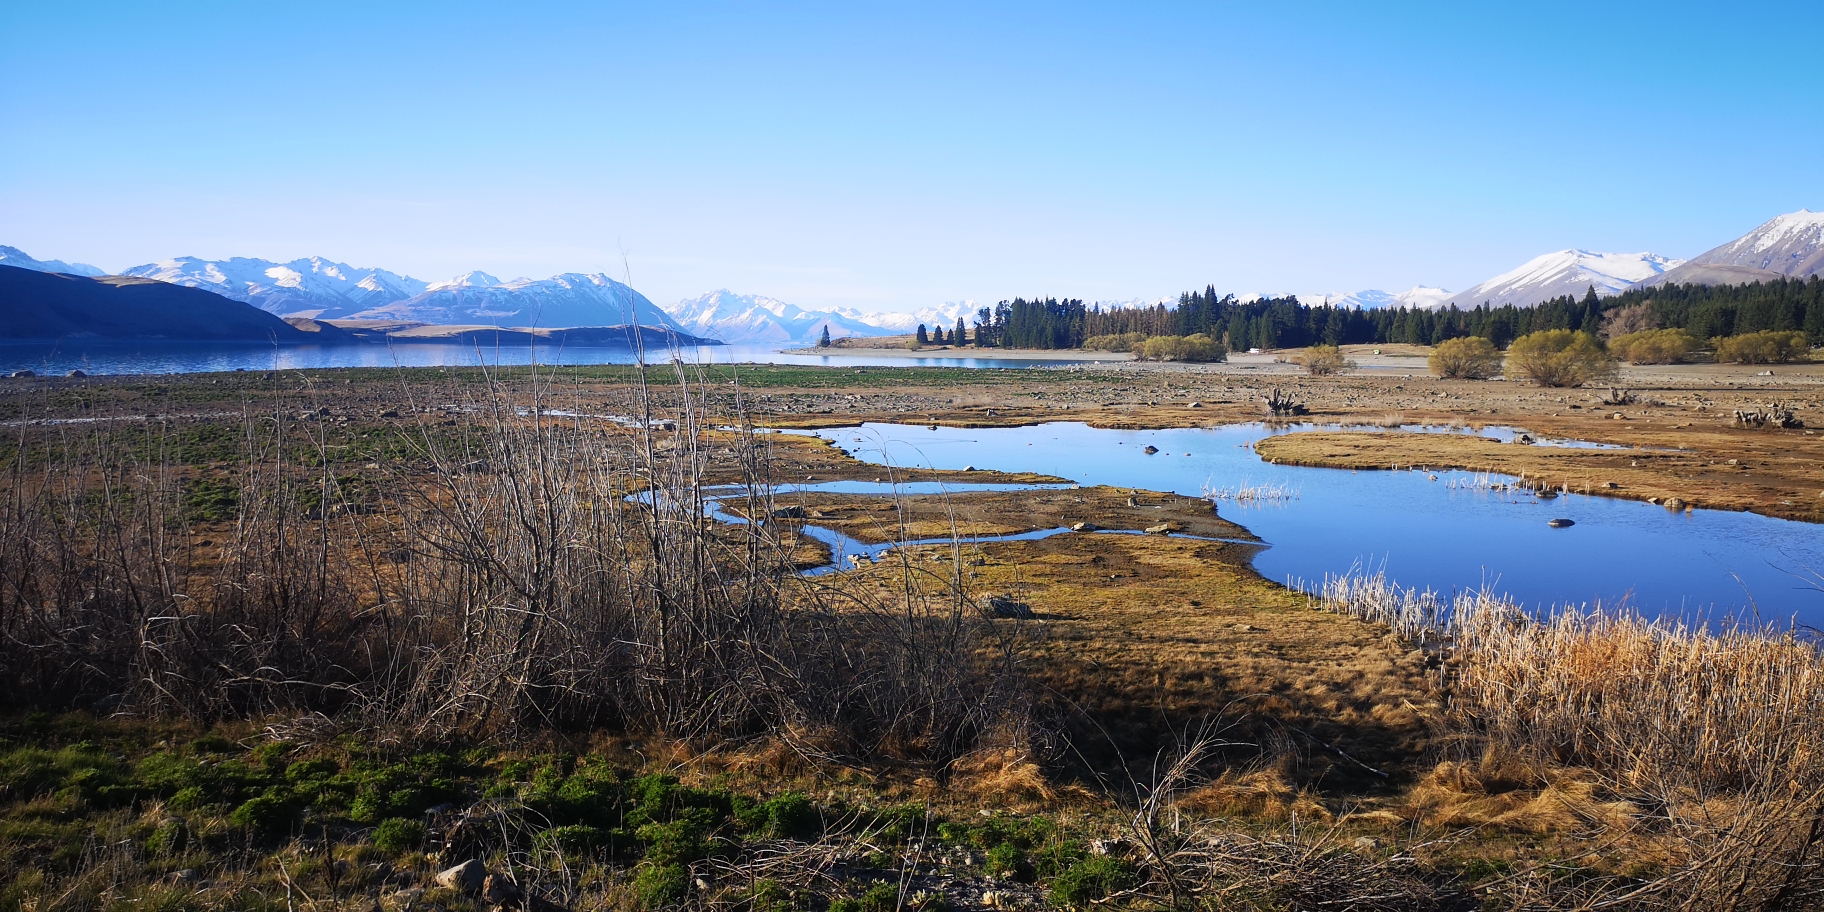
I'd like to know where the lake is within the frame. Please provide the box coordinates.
[0,341,1102,376]
[793,421,1824,626]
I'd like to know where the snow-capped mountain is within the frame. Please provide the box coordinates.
[1233,287,1452,310]
[664,291,890,345]
[119,256,428,319]
[1441,250,1682,309]
[842,301,981,334]
[354,273,684,330]
[1640,210,1824,288]
[0,245,105,277]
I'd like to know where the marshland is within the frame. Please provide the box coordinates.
[3,353,1824,912]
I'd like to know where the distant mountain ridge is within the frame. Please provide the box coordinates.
[665,291,891,345]
[1441,250,1682,309]
[1640,210,1824,288]
[121,256,428,319]
[0,246,105,277]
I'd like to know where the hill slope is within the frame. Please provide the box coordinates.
[0,265,322,341]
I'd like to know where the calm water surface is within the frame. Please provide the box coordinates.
[796,422,1824,625]
[0,342,1098,375]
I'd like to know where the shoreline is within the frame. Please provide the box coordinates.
[778,343,1134,361]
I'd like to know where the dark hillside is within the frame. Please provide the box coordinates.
[0,265,321,341]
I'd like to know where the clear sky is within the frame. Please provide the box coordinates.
[4,1,1821,312]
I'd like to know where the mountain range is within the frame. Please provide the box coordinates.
[0,245,105,277]
[8,209,1822,343]
[0,265,332,342]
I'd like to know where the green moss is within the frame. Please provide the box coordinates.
[1047,857,1137,908]
[634,862,689,908]
[372,818,426,854]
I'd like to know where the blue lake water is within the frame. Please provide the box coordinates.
[793,422,1824,625]
[0,342,1099,376]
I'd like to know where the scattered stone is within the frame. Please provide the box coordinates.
[1547,518,1574,528]
[1070,522,1100,532]
[436,860,487,893]
[1514,433,1535,445]
[1601,481,1619,489]
[1144,523,1173,534]
[963,465,976,471]
[378,409,401,418]
[1088,837,1131,856]
[771,505,808,519]
[987,596,1032,619]
[1188,401,1202,408]
[1142,445,1158,454]
[1354,836,1379,851]
[1125,496,1139,507]
[1664,497,1687,510]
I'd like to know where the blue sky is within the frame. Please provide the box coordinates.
[3,1,1821,312]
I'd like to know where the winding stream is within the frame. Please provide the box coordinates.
[783,421,1824,626]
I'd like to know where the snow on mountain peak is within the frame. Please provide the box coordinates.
[1442,249,1681,309]
[0,245,106,277]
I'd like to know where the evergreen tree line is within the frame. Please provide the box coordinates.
[977,276,1824,350]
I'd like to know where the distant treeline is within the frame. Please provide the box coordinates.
[965,276,1824,351]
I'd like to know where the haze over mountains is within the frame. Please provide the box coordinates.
[7,209,1821,343]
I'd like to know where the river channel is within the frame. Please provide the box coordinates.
[781,421,1824,626]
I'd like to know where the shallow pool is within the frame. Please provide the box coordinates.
[793,422,1824,625]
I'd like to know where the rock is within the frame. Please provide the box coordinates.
[1514,434,1534,445]
[1663,497,1687,510]
[66,369,87,378]
[1142,445,1159,455]
[436,860,487,893]
[1601,481,1619,489]
[482,874,522,905]
[1144,523,1173,534]
[1070,522,1100,532]
[1547,518,1574,528]
[378,409,401,419]
[10,369,35,378]
[771,505,808,519]
[987,596,1032,619]
[1188,401,1202,408]
[1125,496,1139,507]
[1353,836,1379,850]
[963,465,976,471]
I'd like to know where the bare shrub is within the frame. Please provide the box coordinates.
[1137,334,1226,362]
[1505,329,1617,387]
[1600,301,1660,339]
[1261,388,1307,417]
[1298,345,1353,376]
[1715,329,1811,364]
[1610,327,1698,364]
[0,368,1031,769]
[1427,336,1501,379]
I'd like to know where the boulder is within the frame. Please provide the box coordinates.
[771,505,808,519]
[435,859,487,893]
[1142,445,1159,455]
[1070,522,1100,532]
[1547,518,1574,528]
[1144,523,1173,534]
[66,369,87,378]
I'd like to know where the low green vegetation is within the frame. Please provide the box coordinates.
[1504,329,1617,388]
[1427,336,1502,379]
